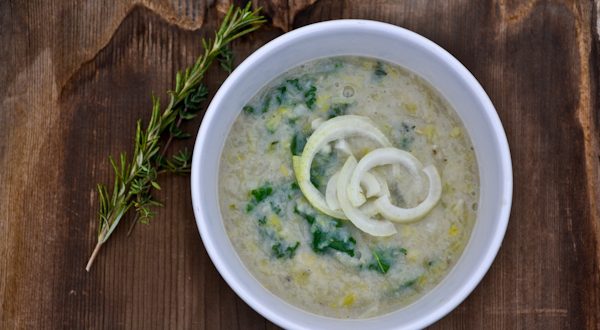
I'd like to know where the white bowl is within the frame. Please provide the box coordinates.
[191,20,512,330]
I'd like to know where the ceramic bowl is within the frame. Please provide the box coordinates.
[191,19,512,330]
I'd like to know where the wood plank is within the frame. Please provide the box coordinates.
[0,0,598,328]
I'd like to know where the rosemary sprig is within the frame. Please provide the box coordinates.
[86,4,265,272]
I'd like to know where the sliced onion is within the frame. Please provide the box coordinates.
[360,172,380,198]
[325,172,340,211]
[359,172,391,217]
[374,165,442,223]
[348,148,423,207]
[337,156,397,236]
[326,171,381,211]
[293,115,391,219]
[359,200,379,217]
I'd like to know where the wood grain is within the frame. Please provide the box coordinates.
[1,0,599,329]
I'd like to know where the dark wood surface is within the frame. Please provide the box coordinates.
[1,0,599,328]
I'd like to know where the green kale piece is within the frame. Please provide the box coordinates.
[290,132,307,156]
[368,250,390,274]
[275,85,287,104]
[246,184,273,212]
[374,61,388,77]
[251,185,273,202]
[399,278,418,290]
[295,203,356,257]
[366,247,407,274]
[272,241,300,259]
[257,217,300,260]
[304,85,317,109]
[327,103,350,119]
[395,122,416,150]
[250,183,302,260]
[260,97,271,113]
[286,78,302,91]
[243,105,255,114]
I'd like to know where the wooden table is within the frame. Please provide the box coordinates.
[1,0,599,328]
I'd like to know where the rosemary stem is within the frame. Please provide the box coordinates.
[127,214,140,237]
[86,229,106,271]
[159,107,188,160]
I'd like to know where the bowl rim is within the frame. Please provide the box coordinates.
[191,19,512,330]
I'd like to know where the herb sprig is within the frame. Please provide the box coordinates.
[86,4,265,271]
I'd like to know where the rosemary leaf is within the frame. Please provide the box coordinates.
[217,46,234,73]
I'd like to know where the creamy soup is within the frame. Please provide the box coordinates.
[218,57,478,318]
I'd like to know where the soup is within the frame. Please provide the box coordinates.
[218,57,478,318]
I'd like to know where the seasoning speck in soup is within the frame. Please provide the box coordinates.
[219,57,478,318]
